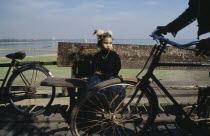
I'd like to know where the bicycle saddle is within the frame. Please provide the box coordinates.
[6,51,26,60]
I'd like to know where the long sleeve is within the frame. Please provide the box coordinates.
[91,54,99,75]
[112,53,121,76]
[166,0,197,37]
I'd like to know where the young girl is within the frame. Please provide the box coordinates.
[87,30,121,89]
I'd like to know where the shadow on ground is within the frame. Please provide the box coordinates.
[0,104,209,136]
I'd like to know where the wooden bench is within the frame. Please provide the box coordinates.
[40,42,210,110]
[41,77,87,111]
[41,77,87,88]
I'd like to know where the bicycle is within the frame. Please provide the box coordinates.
[70,29,210,136]
[0,51,54,116]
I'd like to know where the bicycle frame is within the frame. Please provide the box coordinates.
[137,41,210,119]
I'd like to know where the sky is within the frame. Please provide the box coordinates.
[0,0,198,40]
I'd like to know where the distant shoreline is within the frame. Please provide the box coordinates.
[0,49,57,52]
[0,41,45,44]
[0,54,57,59]
[26,54,57,57]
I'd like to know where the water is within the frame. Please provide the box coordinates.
[0,39,195,57]
[0,41,57,57]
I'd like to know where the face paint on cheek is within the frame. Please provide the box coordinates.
[102,37,113,50]
[103,44,113,50]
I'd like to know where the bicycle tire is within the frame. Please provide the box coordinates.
[6,65,55,116]
[71,78,158,136]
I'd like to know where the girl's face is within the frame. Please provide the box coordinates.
[102,37,113,51]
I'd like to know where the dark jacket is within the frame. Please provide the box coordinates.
[166,0,210,38]
[92,50,121,77]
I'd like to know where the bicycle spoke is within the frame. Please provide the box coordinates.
[119,125,130,136]
[99,125,112,135]
[34,83,41,89]
[119,115,143,123]
[114,91,133,114]
[110,94,120,106]
[11,91,25,95]
[112,125,117,136]
[88,122,111,135]
[33,68,38,86]
[93,94,107,112]
[77,117,108,125]
[19,72,31,86]
[81,103,105,114]
[100,92,112,111]
[88,98,108,113]
[116,97,146,122]
[78,119,108,132]
[79,109,104,115]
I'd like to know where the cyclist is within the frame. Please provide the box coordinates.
[155,0,210,121]
[156,0,210,56]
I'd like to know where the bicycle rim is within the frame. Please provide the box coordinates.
[71,81,157,136]
[7,66,55,116]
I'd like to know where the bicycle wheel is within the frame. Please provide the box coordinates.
[6,66,55,116]
[71,78,158,136]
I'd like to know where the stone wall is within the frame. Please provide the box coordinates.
[57,42,210,70]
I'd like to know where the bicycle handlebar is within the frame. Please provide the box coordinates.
[151,29,199,48]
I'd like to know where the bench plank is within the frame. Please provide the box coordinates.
[40,77,87,88]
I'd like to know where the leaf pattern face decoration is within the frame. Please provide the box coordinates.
[102,37,113,51]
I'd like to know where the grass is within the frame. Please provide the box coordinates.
[1,55,209,105]
[120,69,210,85]
[1,55,210,85]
